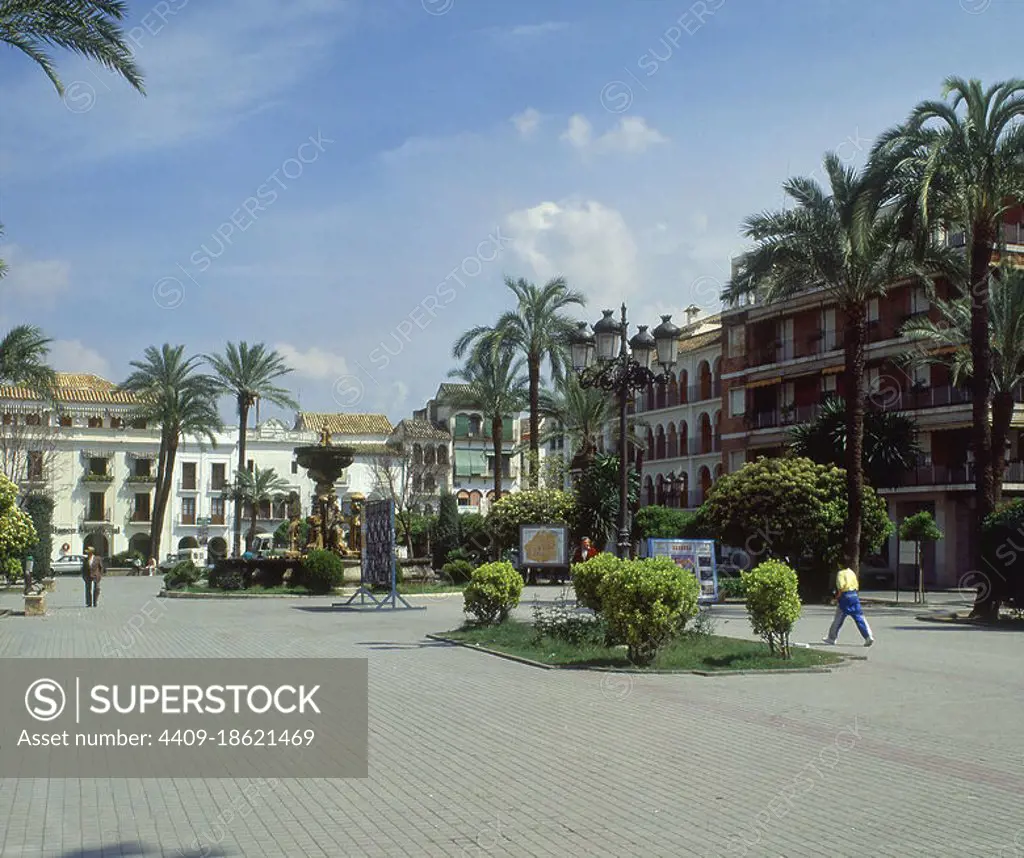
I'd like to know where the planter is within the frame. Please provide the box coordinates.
[24,593,46,616]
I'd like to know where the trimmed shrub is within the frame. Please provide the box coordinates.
[570,552,621,612]
[111,549,144,569]
[463,561,523,625]
[206,561,244,591]
[301,549,344,594]
[598,557,700,665]
[718,576,746,601]
[432,494,461,570]
[632,505,695,541]
[441,559,474,585]
[22,493,54,577]
[742,560,802,658]
[164,561,201,591]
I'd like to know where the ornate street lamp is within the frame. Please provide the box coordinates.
[572,304,680,557]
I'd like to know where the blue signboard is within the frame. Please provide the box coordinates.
[645,538,718,604]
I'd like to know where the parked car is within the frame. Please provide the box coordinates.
[52,555,87,576]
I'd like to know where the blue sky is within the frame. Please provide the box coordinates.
[0,0,1021,422]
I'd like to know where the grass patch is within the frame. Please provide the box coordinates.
[387,582,467,595]
[443,620,842,671]
[183,585,314,596]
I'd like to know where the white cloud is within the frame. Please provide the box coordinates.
[561,115,668,155]
[507,22,569,38]
[503,199,640,310]
[560,114,593,149]
[49,340,110,376]
[0,244,71,306]
[511,107,541,139]
[274,343,350,380]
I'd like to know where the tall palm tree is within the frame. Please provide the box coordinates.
[789,396,920,489]
[1,0,145,96]
[537,374,616,467]
[724,153,922,570]
[901,265,1024,507]
[122,345,221,561]
[868,77,1024,604]
[228,465,291,553]
[205,342,297,557]
[0,324,56,397]
[442,346,528,502]
[453,276,585,488]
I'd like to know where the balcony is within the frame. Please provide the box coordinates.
[893,461,1024,488]
[126,474,156,485]
[179,514,197,526]
[685,381,723,402]
[82,510,111,525]
[1001,222,1024,246]
[746,410,780,430]
[177,480,199,492]
[210,513,226,526]
[81,472,114,483]
[128,510,151,524]
[780,403,821,425]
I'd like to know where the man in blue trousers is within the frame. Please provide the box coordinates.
[822,567,874,647]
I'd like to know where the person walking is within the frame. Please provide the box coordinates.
[822,566,873,647]
[145,556,157,577]
[82,546,104,607]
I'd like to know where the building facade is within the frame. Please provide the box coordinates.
[0,374,393,561]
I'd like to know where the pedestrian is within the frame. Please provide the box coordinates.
[572,536,598,564]
[822,566,874,647]
[145,556,157,577]
[82,546,104,608]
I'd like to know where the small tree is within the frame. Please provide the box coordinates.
[632,506,695,541]
[574,453,639,552]
[742,560,802,659]
[432,494,461,570]
[487,489,576,552]
[463,561,523,624]
[898,511,943,605]
[22,492,53,577]
[0,473,37,578]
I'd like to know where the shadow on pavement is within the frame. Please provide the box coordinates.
[355,639,453,650]
[58,845,228,857]
[892,623,1024,633]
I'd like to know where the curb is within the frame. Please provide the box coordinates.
[426,634,852,676]
[160,588,464,601]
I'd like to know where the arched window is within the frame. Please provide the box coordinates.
[469,490,482,507]
[679,420,690,456]
[667,374,679,405]
[424,474,436,492]
[656,474,666,506]
[655,425,666,460]
[698,466,712,504]
[412,444,423,465]
[468,415,483,435]
[698,360,712,401]
[678,368,689,404]
[437,446,448,465]
[646,428,655,460]
[644,476,655,506]
[667,423,678,459]
[699,413,713,454]
[424,445,436,465]
[712,357,722,397]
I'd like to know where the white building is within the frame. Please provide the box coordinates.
[0,374,393,561]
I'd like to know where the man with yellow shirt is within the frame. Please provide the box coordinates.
[822,567,874,647]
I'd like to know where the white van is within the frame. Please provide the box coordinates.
[176,547,207,566]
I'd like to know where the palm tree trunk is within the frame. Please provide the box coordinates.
[151,434,178,563]
[233,399,249,557]
[528,353,540,489]
[492,416,503,500]
[842,303,868,571]
[249,501,258,553]
[991,390,1014,508]
[969,230,996,617]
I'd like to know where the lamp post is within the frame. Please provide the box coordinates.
[570,304,680,558]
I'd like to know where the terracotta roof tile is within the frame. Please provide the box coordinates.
[392,418,450,441]
[296,412,393,436]
[0,373,142,405]
[678,330,722,354]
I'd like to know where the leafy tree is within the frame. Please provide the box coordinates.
[898,511,943,604]
[870,77,1024,616]
[574,453,639,552]
[487,489,576,552]
[431,493,460,570]
[1,0,145,96]
[206,342,297,557]
[458,512,491,564]
[981,500,1024,610]
[725,153,922,569]
[901,264,1024,505]
[0,473,37,573]
[228,465,291,552]
[699,456,892,599]
[122,345,222,561]
[789,396,920,488]
[22,492,52,576]
[454,276,586,488]
[632,505,696,541]
[443,345,528,501]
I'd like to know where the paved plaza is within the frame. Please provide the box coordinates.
[0,578,1022,857]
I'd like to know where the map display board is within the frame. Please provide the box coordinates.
[519,524,569,568]
[645,538,718,603]
[362,499,395,588]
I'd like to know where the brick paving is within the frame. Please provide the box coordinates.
[0,578,1022,857]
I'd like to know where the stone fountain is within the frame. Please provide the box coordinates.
[293,426,356,557]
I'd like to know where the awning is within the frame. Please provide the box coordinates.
[746,377,781,389]
[822,365,844,376]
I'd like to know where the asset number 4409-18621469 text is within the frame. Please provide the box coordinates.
[158,729,315,747]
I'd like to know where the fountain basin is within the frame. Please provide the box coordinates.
[293,445,355,486]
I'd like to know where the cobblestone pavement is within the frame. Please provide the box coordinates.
[1,579,1022,857]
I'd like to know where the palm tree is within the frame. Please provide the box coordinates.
[122,345,221,561]
[228,465,292,553]
[453,276,585,488]
[901,265,1024,506]
[205,343,297,558]
[442,346,528,502]
[868,77,1024,603]
[537,374,616,467]
[1,0,145,96]
[0,324,56,397]
[789,396,920,489]
[724,153,923,569]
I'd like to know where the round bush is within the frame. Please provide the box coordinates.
[301,550,344,594]
[442,559,474,585]
[463,561,523,625]
[571,552,622,612]
[164,561,202,591]
[598,557,700,665]
[742,560,802,658]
